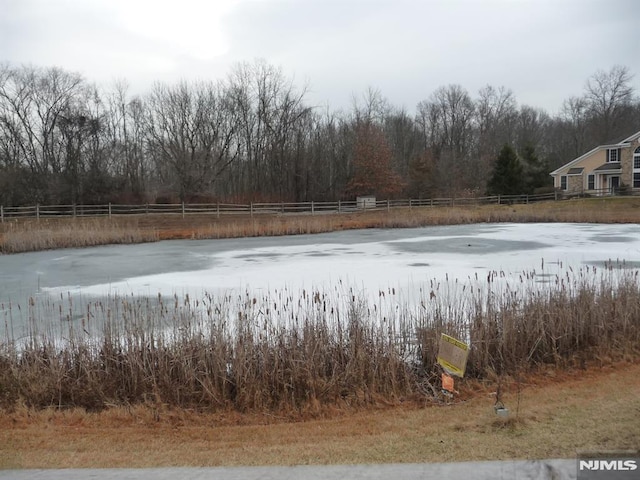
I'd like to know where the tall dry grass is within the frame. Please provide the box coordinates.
[1,266,639,414]
[2,197,640,254]
[0,218,158,253]
[165,199,640,241]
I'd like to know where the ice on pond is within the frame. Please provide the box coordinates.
[1,222,640,340]
[0,222,638,304]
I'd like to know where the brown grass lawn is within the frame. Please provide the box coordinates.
[2,360,639,468]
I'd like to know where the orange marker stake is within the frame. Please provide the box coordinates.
[442,373,454,393]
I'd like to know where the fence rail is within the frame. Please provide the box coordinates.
[0,192,560,222]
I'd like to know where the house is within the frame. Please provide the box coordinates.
[550,130,640,195]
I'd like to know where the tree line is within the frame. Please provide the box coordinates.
[0,61,638,206]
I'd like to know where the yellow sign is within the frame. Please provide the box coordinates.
[437,333,469,377]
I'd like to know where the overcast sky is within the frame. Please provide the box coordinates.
[1,0,639,114]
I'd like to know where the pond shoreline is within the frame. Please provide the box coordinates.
[2,197,640,254]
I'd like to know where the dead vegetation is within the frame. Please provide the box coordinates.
[1,266,638,415]
[2,197,640,254]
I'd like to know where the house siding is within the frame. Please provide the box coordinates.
[621,137,640,189]
[553,149,607,192]
[551,130,640,195]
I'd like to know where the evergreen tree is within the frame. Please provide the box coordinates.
[487,144,523,195]
[520,143,551,193]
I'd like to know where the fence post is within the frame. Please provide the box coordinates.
[108,203,112,219]
[216,202,220,219]
[36,204,40,221]
[311,201,315,215]
[387,199,390,212]
[182,202,185,219]
[250,202,253,218]
[145,203,149,215]
[525,195,529,205]
[338,200,341,213]
[1,205,3,223]
[409,199,412,211]
[497,195,501,205]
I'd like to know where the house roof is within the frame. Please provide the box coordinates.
[621,130,640,144]
[550,146,600,175]
[593,162,621,172]
[550,128,640,176]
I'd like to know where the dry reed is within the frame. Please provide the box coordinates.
[1,265,638,414]
[0,218,158,253]
[2,197,640,254]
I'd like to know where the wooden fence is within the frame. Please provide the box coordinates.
[0,192,559,222]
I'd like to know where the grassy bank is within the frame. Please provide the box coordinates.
[3,360,638,467]
[1,267,638,414]
[0,218,158,253]
[2,197,640,253]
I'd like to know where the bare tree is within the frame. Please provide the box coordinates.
[384,107,421,178]
[585,65,635,142]
[0,65,85,202]
[475,85,516,154]
[514,105,550,155]
[145,80,239,201]
[560,96,590,157]
[474,85,517,190]
[352,87,390,127]
[416,85,475,194]
[103,81,150,201]
[226,60,309,200]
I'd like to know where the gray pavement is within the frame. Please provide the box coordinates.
[0,459,577,479]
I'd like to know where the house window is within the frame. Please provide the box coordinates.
[634,147,640,188]
[587,174,595,190]
[560,175,567,190]
[607,148,620,163]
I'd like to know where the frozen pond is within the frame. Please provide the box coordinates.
[1,222,640,338]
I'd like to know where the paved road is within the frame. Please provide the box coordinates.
[1,459,577,479]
